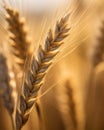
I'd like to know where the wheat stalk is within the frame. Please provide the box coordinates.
[15,13,70,130]
[92,21,104,67]
[4,5,31,70]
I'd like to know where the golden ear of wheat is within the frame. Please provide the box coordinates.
[4,6,31,70]
[16,14,70,130]
[0,54,14,115]
[92,21,104,67]
[65,81,77,129]
[57,80,77,130]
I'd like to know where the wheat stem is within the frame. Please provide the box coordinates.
[10,114,16,130]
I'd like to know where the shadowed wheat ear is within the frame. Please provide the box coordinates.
[4,5,31,70]
[92,21,104,67]
[16,13,70,130]
[0,53,15,129]
[57,81,77,130]
[0,54,14,114]
[65,81,77,130]
[85,21,104,130]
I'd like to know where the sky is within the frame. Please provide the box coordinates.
[2,0,71,13]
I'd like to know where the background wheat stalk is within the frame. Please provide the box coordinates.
[85,21,104,130]
[4,5,31,70]
[15,13,70,130]
[92,21,104,67]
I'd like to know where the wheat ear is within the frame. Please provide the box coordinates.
[0,54,14,114]
[57,81,77,130]
[16,13,70,130]
[4,5,31,70]
[0,53,15,130]
[65,81,77,129]
[92,21,104,67]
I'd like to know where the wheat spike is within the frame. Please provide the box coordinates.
[16,13,70,130]
[65,81,77,130]
[92,21,104,67]
[57,80,77,130]
[4,5,31,70]
[0,53,16,130]
[0,54,14,115]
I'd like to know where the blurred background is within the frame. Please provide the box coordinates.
[0,0,104,130]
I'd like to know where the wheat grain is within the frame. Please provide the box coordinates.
[4,5,31,70]
[15,13,70,130]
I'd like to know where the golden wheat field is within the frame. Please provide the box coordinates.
[0,0,104,130]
